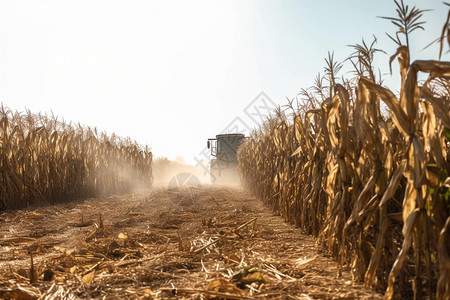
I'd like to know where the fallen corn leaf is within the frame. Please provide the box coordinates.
[82,271,95,284]
[205,278,246,297]
[0,287,38,300]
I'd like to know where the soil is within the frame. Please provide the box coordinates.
[0,186,383,299]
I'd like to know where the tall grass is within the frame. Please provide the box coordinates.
[0,106,153,210]
[238,1,450,298]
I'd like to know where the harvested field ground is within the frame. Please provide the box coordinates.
[0,186,383,299]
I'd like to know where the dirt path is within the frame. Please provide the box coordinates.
[0,186,382,299]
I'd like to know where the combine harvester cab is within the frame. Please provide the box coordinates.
[207,133,245,185]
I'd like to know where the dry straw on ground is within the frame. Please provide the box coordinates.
[0,187,382,299]
[238,1,450,298]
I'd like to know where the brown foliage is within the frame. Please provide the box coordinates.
[238,2,450,298]
[0,107,153,210]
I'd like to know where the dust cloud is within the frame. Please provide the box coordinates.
[152,157,210,187]
[152,156,242,188]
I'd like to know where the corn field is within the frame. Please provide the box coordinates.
[238,1,450,299]
[0,106,153,211]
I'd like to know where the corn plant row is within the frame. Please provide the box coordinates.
[0,106,153,210]
[238,1,450,298]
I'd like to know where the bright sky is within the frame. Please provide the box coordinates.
[0,0,447,164]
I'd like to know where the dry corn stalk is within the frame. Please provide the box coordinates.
[0,107,153,210]
[238,2,450,298]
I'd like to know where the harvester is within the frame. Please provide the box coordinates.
[207,133,245,184]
